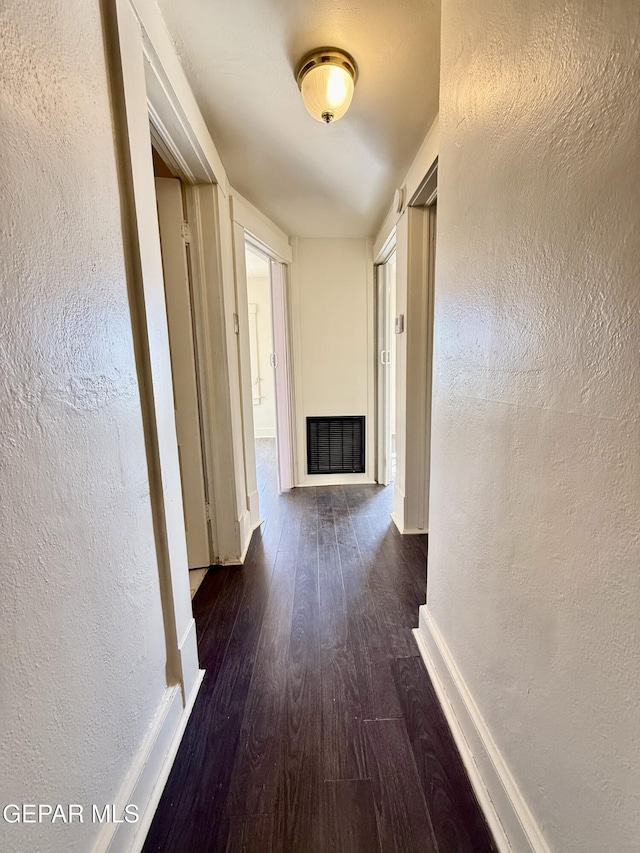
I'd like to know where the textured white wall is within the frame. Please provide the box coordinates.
[0,1,169,851]
[247,276,276,437]
[292,238,374,484]
[428,0,640,850]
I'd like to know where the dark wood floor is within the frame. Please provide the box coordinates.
[144,439,496,853]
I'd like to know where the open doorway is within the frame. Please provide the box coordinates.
[377,248,397,486]
[241,240,295,501]
[244,245,277,495]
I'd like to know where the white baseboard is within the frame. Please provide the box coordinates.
[391,485,408,533]
[214,510,253,565]
[247,488,260,529]
[295,475,376,487]
[178,617,201,703]
[413,608,551,853]
[238,508,252,561]
[390,512,427,535]
[217,512,261,566]
[240,518,262,563]
[92,670,205,853]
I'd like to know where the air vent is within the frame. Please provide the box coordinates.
[307,416,365,475]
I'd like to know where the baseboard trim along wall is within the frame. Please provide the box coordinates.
[296,476,376,488]
[239,515,263,564]
[92,670,205,853]
[391,514,428,536]
[413,607,552,853]
[237,508,253,563]
[247,488,260,529]
[178,617,201,703]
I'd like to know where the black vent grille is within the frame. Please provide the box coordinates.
[307,416,365,475]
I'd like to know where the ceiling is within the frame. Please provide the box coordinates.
[156,0,441,239]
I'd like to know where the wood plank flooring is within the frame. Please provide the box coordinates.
[143,439,496,853]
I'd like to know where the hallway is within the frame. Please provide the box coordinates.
[143,441,495,852]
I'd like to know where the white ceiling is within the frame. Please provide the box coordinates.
[156,0,441,239]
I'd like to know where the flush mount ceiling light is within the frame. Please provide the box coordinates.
[295,47,358,124]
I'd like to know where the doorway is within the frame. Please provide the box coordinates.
[245,245,277,495]
[243,243,294,497]
[377,249,397,486]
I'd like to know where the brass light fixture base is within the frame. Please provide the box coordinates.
[295,47,359,92]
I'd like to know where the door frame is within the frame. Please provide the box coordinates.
[372,162,437,534]
[241,240,296,493]
[134,3,272,566]
[374,231,397,485]
[375,240,397,486]
[231,209,296,509]
[102,4,213,851]
[269,258,295,491]
[107,0,259,722]
[148,124,248,567]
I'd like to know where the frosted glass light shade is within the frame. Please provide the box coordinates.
[301,64,354,123]
[296,48,358,124]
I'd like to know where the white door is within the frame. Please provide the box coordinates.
[270,260,294,491]
[377,252,396,486]
[155,177,210,569]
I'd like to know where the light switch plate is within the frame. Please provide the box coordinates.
[395,314,404,334]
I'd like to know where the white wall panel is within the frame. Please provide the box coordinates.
[291,238,375,485]
[421,1,640,850]
[0,2,171,850]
